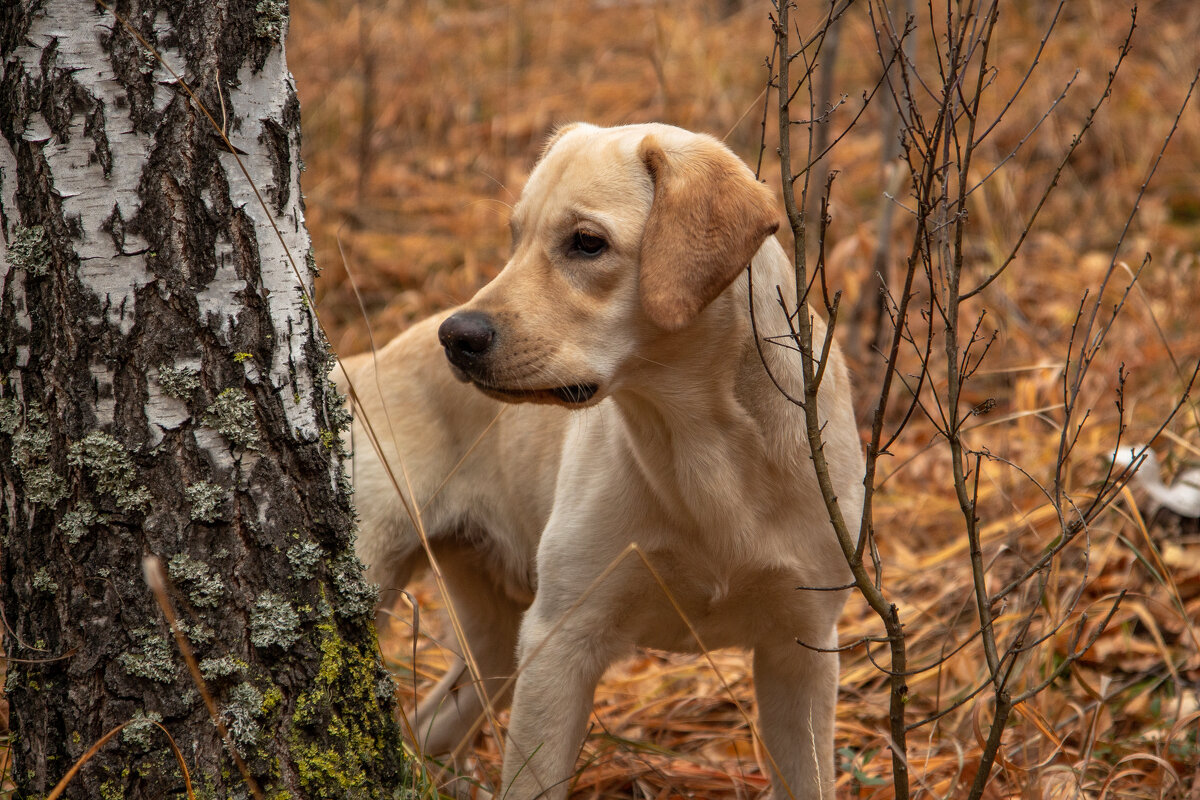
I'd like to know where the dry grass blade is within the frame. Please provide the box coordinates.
[142,557,264,800]
[45,719,195,800]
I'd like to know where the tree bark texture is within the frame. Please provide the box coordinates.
[0,2,412,797]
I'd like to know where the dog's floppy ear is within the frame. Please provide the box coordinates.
[638,134,780,331]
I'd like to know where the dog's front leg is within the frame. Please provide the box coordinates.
[414,547,525,759]
[500,604,613,800]
[753,636,840,800]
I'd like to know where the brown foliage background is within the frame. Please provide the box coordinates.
[292,1,1200,797]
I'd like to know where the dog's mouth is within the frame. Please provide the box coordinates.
[548,383,599,404]
[473,380,600,407]
[443,352,600,407]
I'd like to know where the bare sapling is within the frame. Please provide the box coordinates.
[765,1,1200,796]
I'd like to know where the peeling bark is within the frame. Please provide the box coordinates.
[0,2,412,797]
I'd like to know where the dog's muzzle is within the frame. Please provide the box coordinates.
[437,311,599,406]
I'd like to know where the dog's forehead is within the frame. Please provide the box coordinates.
[513,125,662,225]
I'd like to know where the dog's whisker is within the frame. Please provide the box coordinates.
[630,354,676,371]
[476,168,516,204]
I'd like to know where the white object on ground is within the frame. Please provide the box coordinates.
[1112,445,1200,518]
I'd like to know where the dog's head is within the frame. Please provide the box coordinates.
[438,123,779,407]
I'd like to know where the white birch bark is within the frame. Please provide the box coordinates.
[7,0,320,452]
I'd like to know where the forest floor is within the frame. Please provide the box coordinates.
[290,0,1200,798]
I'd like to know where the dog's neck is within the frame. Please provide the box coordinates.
[608,239,807,532]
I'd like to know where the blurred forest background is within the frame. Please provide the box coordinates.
[289,0,1200,797]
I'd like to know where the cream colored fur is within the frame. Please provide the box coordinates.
[336,123,864,800]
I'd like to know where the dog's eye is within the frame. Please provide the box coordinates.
[569,231,607,258]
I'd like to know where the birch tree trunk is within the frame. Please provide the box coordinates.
[0,2,413,797]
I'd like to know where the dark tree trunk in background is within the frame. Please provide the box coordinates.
[0,1,413,798]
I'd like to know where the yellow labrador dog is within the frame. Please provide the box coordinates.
[338,122,864,799]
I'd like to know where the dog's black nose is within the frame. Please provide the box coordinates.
[438,311,496,360]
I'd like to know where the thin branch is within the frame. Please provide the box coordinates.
[963,10,1137,300]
